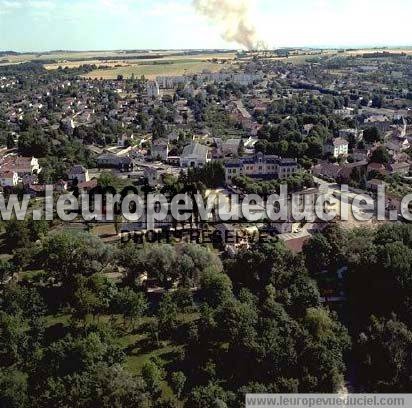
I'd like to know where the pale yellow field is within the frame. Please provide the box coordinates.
[44,53,236,70]
[44,60,130,70]
[82,60,233,80]
[3,50,173,64]
[345,48,412,56]
[0,50,237,80]
[257,48,412,65]
[2,50,235,66]
[2,48,410,76]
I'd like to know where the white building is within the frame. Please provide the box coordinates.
[0,171,18,187]
[333,107,354,118]
[224,152,299,184]
[146,81,160,98]
[156,76,187,89]
[324,138,349,158]
[180,142,211,168]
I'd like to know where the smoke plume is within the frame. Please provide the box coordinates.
[192,0,258,50]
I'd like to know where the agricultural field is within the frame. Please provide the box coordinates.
[1,50,235,64]
[0,49,237,79]
[42,52,236,68]
[345,47,412,56]
[2,48,410,74]
[252,47,412,65]
[82,59,232,79]
[1,50,175,64]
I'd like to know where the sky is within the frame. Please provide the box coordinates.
[0,0,411,52]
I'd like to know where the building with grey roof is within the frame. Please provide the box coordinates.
[180,142,211,168]
[224,152,298,183]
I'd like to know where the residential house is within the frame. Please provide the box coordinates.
[68,165,90,184]
[78,179,98,193]
[367,162,387,176]
[117,133,134,148]
[352,148,370,162]
[0,171,18,187]
[151,139,169,161]
[303,124,314,137]
[180,143,211,168]
[250,122,262,137]
[312,162,341,180]
[387,162,410,176]
[278,233,312,254]
[215,223,259,256]
[333,107,354,118]
[222,139,242,157]
[21,174,38,186]
[367,179,387,191]
[324,138,349,158]
[0,156,41,177]
[338,161,368,183]
[227,100,253,130]
[167,131,179,142]
[97,154,133,172]
[386,138,410,153]
[364,115,391,132]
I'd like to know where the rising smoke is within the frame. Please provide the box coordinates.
[192,0,258,50]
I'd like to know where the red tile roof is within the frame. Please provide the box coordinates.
[283,236,311,254]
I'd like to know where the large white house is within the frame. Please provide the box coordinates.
[224,152,299,184]
[146,81,160,98]
[324,138,349,158]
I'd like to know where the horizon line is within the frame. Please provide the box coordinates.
[2,45,412,54]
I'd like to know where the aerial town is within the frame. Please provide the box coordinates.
[0,46,412,407]
[1,51,411,238]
